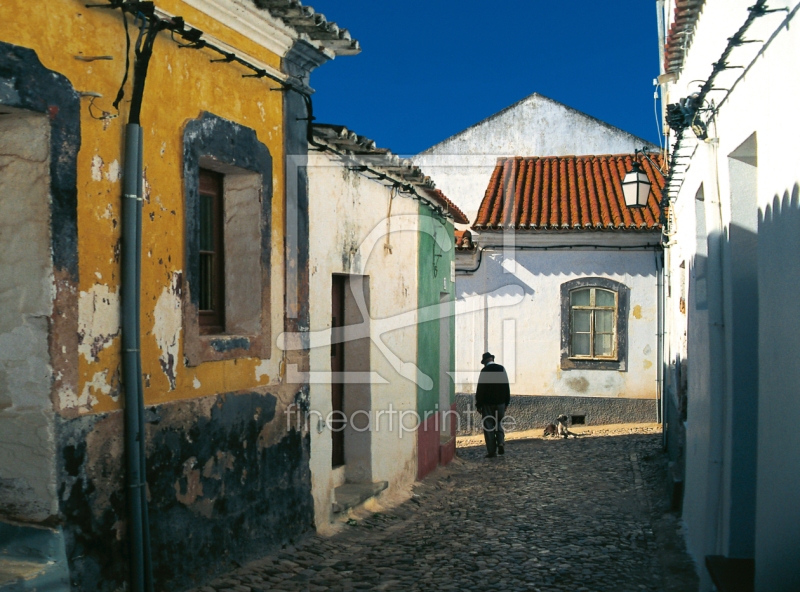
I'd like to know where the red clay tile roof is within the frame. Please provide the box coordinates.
[472,154,665,231]
[454,229,475,250]
[425,189,469,225]
[664,0,706,74]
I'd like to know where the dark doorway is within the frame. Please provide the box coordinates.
[331,275,346,467]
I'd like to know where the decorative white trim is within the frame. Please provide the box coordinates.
[474,230,662,248]
[154,5,296,84]
[176,0,299,58]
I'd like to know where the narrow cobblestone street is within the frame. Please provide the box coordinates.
[188,427,698,592]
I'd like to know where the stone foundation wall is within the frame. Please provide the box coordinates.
[454,393,658,435]
[56,391,314,592]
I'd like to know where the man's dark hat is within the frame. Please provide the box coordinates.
[481,352,494,364]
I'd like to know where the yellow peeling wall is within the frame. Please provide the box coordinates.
[0,0,287,416]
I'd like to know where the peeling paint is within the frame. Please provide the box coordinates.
[83,411,125,517]
[643,360,653,370]
[255,360,270,382]
[77,284,120,362]
[104,159,120,182]
[91,154,103,181]
[142,166,151,203]
[0,11,301,591]
[175,456,202,505]
[153,272,182,391]
[210,337,249,352]
[61,369,115,412]
[202,451,235,480]
[632,304,642,319]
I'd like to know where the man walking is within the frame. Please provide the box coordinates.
[475,352,511,458]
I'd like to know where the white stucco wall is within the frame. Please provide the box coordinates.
[663,1,800,589]
[454,234,659,402]
[413,93,657,225]
[307,152,420,529]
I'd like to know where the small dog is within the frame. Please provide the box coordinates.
[543,423,558,437]
[556,414,579,439]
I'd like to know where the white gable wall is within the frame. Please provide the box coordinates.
[414,93,657,224]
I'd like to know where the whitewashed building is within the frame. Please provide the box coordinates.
[413,92,656,225]
[658,0,800,590]
[305,124,467,529]
[454,154,666,430]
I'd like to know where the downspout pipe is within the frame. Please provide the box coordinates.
[656,246,665,429]
[122,124,147,592]
[120,11,161,592]
[135,124,154,590]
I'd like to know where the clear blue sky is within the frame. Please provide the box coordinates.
[306,1,663,156]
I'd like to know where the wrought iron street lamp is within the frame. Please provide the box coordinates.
[621,159,651,208]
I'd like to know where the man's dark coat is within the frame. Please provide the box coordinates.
[475,363,511,408]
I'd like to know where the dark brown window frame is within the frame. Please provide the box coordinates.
[183,112,273,366]
[198,168,225,335]
[560,277,629,371]
[568,287,618,360]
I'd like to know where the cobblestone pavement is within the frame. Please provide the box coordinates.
[187,427,698,592]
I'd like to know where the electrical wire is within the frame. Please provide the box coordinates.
[303,95,452,224]
[89,0,454,225]
[715,0,800,112]
[659,0,790,227]
[654,86,663,153]
[111,5,131,112]
[87,95,119,121]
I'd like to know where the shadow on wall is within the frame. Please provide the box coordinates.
[457,250,658,299]
[755,183,800,591]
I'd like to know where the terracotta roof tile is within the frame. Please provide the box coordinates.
[454,229,475,250]
[472,154,666,231]
[425,189,469,225]
[664,0,706,74]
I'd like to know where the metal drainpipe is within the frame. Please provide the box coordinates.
[656,245,665,432]
[122,124,147,592]
[135,125,154,592]
[120,11,160,592]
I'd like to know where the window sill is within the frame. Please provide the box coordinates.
[183,307,271,366]
[560,355,625,371]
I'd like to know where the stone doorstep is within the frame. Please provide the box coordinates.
[332,481,388,514]
[0,559,49,586]
[0,558,70,591]
[0,521,70,591]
